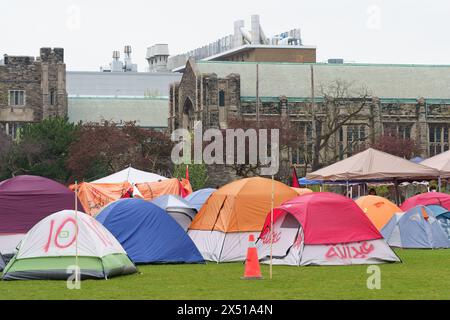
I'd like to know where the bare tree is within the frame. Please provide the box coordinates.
[305,79,372,170]
[226,116,302,180]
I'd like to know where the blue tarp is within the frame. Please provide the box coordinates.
[381,206,450,248]
[96,199,204,264]
[298,177,322,185]
[185,188,216,211]
[410,156,425,164]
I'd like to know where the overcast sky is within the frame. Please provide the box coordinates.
[2,0,450,71]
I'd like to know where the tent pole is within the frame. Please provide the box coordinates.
[438,176,442,192]
[394,180,400,205]
[74,181,80,286]
[270,174,274,280]
[269,175,274,279]
[346,180,349,198]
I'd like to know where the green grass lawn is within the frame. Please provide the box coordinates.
[0,249,449,300]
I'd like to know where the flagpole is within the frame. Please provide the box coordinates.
[270,174,274,280]
[74,181,80,285]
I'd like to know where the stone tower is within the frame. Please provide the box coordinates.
[0,47,67,138]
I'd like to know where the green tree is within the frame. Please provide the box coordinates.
[173,163,209,191]
[1,117,79,182]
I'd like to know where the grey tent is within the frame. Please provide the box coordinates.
[151,195,197,231]
[0,252,6,272]
[381,206,450,249]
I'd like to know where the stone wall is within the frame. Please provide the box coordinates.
[0,48,67,137]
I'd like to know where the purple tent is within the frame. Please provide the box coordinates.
[0,175,84,234]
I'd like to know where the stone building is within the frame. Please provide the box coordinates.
[0,48,67,138]
[169,59,450,182]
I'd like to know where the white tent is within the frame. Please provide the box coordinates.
[420,150,450,191]
[307,148,439,181]
[421,150,450,177]
[92,166,167,184]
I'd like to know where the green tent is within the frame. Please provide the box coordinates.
[3,210,137,280]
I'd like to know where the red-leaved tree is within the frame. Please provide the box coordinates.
[66,121,173,182]
[371,132,422,159]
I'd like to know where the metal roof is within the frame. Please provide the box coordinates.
[67,71,181,98]
[195,60,450,100]
[68,97,169,128]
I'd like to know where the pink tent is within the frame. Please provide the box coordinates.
[257,192,400,265]
[400,192,450,211]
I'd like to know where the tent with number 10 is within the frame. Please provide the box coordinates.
[2,210,137,280]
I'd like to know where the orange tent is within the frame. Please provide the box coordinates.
[291,187,313,196]
[136,178,192,201]
[190,177,297,233]
[71,182,132,216]
[355,195,402,230]
[188,177,298,262]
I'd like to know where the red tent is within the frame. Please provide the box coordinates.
[258,192,400,265]
[400,192,450,211]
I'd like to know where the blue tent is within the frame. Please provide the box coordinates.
[96,199,204,264]
[185,188,216,211]
[381,205,450,249]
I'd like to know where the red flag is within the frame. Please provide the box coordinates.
[291,167,300,188]
[186,165,190,182]
[178,179,189,198]
[121,187,133,199]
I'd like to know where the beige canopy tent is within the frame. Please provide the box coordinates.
[420,150,450,191]
[307,148,439,181]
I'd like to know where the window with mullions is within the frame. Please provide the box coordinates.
[429,124,450,156]
[291,123,313,165]
[9,90,25,106]
[6,122,21,140]
[383,123,412,139]
[344,125,367,157]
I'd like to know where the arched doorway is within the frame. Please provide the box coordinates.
[182,98,195,130]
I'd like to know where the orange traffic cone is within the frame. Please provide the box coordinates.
[241,234,263,280]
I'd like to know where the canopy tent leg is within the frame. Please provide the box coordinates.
[394,180,400,205]
[346,180,349,198]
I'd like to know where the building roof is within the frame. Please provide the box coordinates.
[68,97,168,128]
[67,71,181,98]
[172,44,316,72]
[194,60,450,101]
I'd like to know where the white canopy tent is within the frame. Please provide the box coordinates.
[306,148,440,203]
[420,150,450,191]
[307,148,439,181]
[92,166,167,184]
